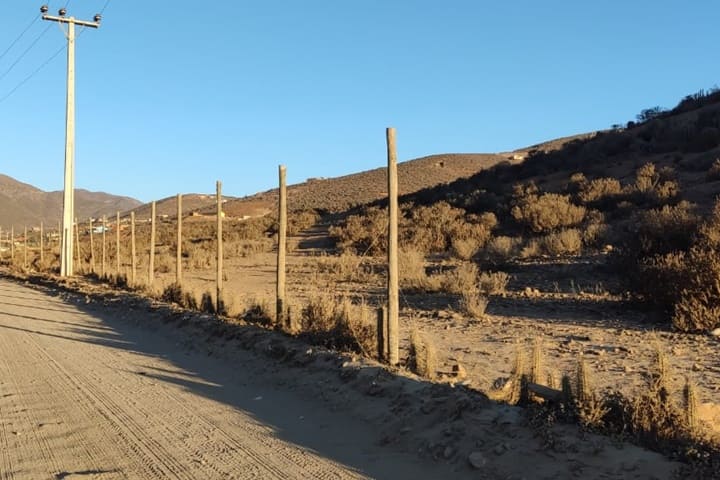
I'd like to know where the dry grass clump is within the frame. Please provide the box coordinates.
[315,253,371,283]
[408,328,438,380]
[441,262,478,295]
[329,206,387,255]
[399,248,443,292]
[477,271,509,295]
[482,235,520,265]
[459,290,488,320]
[541,228,582,256]
[299,292,376,355]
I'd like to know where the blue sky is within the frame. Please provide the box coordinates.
[1,1,718,203]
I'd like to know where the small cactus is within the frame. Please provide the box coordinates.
[531,338,543,385]
[576,357,592,404]
[683,378,700,434]
[652,344,669,392]
[507,345,527,405]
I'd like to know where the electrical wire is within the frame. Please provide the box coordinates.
[0,0,112,106]
[0,23,53,83]
[0,15,40,63]
[0,43,66,106]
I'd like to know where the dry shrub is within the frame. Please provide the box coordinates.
[519,238,541,259]
[482,235,519,265]
[329,206,388,255]
[577,177,622,205]
[300,293,376,354]
[706,158,720,181]
[405,202,492,255]
[399,248,442,292]
[460,290,488,320]
[631,163,680,204]
[315,253,368,283]
[287,209,321,235]
[451,237,481,260]
[672,203,720,331]
[511,190,586,233]
[582,222,610,248]
[408,329,438,380]
[442,262,478,295]
[478,271,509,295]
[244,297,274,326]
[541,228,582,256]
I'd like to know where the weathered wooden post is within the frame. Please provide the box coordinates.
[40,222,44,268]
[130,211,136,285]
[74,218,81,273]
[376,306,388,360]
[23,225,28,269]
[10,226,14,262]
[57,220,61,258]
[176,194,183,285]
[216,181,224,313]
[89,218,95,273]
[101,216,107,278]
[277,165,287,328]
[386,127,400,365]
[115,212,121,276]
[149,201,156,287]
[0,227,3,261]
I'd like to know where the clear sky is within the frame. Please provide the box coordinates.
[0,1,718,203]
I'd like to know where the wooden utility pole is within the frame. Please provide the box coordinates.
[40,222,44,267]
[176,194,183,285]
[130,211,136,285]
[277,165,287,328]
[115,211,121,275]
[101,216,106,278]
[216,182,224,313]
[42,6,102,277]
[89,218,95,273]
[149,201,156,287]
[386,127,400,365]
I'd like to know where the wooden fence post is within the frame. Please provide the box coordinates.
[176,194,183,286]
[74,218,81,273]
[10,226,14,262]
[89,218,95,273]
[216,182,224,313]
[130,211,136,285]
[277,165,287,328]
[0,227,3,261]
[115,212,121,276]
[386,127,400,366]
[149,201,156,287]
[23,226,28,269]
[102,216,107,278]
[40,222,44,268]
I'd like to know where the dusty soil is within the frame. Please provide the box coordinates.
[0,273,687,479]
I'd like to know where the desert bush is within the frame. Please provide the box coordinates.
[287,209,321,235]
[329,207,388,255]
[706,158,720,181]
[450,237,481,260]
[582,222,610,248]
[541,229,582,256]
[630,163,679,204]
[442,262,479,295]
[671,203,720,331]
[482,235,519,265]
[519,238,541,259]
[408,329,438,380]
[511,192,586,233]
[399,248,442,292]
[577,177,622,206]
[624,201,699,259]
[478,271,509,296]
[405,202,492,255]
[460,290,488,320]
[315,253,369,283]
[300,293,376,354]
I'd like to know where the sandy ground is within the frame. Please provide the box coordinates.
[0,274,690,479]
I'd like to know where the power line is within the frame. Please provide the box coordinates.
[0,43,66,105]
[0,15,39,63]
[0,23,53,83]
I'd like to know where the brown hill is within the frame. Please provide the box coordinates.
[0,174,142,231]
[122,194,237,221]
[219,153,517,216]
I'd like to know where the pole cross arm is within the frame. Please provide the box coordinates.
[42,15,100,28]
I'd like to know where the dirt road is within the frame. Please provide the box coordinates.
[0,278,458,479]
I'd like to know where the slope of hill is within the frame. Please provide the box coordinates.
[0,174,142,230]
[219,153,516,216]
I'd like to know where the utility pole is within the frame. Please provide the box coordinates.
[41,5,102,277]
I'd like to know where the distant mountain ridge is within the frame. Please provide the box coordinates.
[0,174,142,230]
